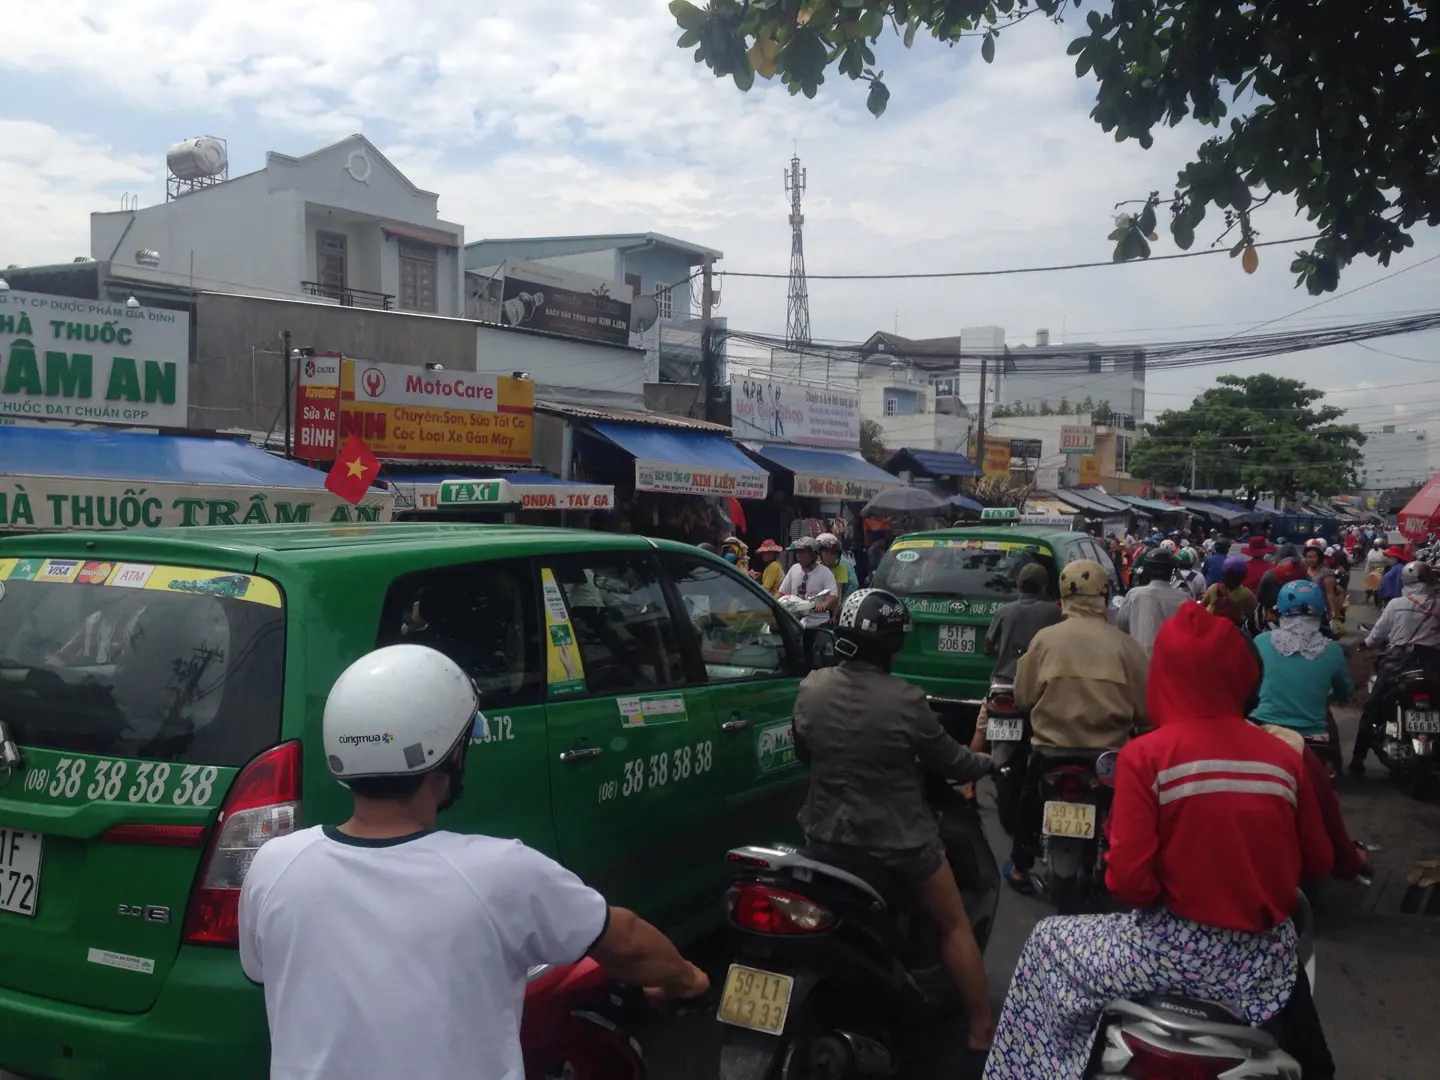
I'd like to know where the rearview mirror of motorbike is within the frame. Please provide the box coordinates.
[1095,751,1120,787]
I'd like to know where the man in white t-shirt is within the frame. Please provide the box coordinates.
[778,537,839,627]
[238,645,708,1080]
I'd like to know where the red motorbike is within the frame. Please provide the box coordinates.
[521,959,647,1080]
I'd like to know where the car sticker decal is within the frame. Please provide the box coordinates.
[0,559,280,608]
[540,568,587,696]
[617,693,688,729]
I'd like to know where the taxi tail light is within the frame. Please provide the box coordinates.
[1119,1031,1244,1079]
[728,883,836,935]
[98,823,207,847]
[182,741,302,947]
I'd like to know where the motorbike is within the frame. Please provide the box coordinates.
[715,775,1000,1079]
[983,680,1029,836]
[521,959,648,1080]
[1362,657,1439,798]
[1085,893,1317,1079]
[1031,748,1120,915]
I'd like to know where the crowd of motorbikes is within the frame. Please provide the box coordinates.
[515,541,1431,1080]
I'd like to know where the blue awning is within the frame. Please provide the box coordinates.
[883,446,981,479]
[1,425,339,488]
[750,444,902,501]
[590,422,769,499]
[949,493,986,513]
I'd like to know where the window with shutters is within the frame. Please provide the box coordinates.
[653,285,673,319]
[398,241,438,313]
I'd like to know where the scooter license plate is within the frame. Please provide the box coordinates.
[987,716,1023,742]
[1405,710,1440,734]
[1042,801,1097,840]
[718,964,794,1036]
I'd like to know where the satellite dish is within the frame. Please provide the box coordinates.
[630,294,660,333]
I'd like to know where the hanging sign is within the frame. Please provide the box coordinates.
[540,567,586,695]
[1060,426,1095,454]
[983,437,1012,478]
[437,479,517,506]
[295,352,342,459]
[792,473,894,501]
[391,479,615,513]
[1078,454,1102,487]
[729,374,860,450]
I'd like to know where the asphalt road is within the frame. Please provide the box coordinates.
[641,708,1440,1080]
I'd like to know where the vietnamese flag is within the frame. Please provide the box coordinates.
[325,433,381,505]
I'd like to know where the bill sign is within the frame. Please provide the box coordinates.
[0,477,392,533]
[1,289,189,428]
[729,373,860,450]
[1060,425,1095,454]
[297,357,534,464]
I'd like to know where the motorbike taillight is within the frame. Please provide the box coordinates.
[988,695,1016,712]
[728,883,836,934]
[1120,1032,1245,1079]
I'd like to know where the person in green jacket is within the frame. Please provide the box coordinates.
[1251,580,1353,741]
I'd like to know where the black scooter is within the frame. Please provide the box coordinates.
[1363,658,1439,798]
[715,777,1000,1079]
[984,681,1028,836]
[1030,748,1119,915]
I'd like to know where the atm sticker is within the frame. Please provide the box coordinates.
[617,694,688,729]
[110,563,156,589]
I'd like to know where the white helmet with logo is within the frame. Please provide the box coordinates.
[322,645,480,783]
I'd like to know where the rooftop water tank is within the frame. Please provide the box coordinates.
[167,137,228,181]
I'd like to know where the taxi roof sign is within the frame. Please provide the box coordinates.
[437,479,519,506]
[980,507,1020,521]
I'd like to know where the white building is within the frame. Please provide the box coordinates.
[997,330,1145,428]
[91,135,466,317]
[1359,424,1433,492]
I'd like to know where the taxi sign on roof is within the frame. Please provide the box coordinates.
[980,507,1019,521]
[437,479,518,506]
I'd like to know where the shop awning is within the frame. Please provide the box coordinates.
[0,425,391,531]
[949,493,986,513]
[883,447,981,479]
[1115,494,1186,515]
[590,422,769,499]
[1180,498,1245,524]
[383,469,615,513]
[1057,488,1130,516]
[750,444,902,502]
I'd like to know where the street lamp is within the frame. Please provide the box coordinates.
[125,295,140,308]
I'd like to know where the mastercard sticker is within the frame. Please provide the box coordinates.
[77,561,116,585]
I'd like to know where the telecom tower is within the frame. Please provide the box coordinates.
[784,154,812,346]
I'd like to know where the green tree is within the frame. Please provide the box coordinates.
[860,416,889,465]
[1127,374,1364,503]
[669,0,1439,293]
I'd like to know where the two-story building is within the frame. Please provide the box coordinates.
[91,135,466,317]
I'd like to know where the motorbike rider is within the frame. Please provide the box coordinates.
[1172,546,1207,600]
[1007,560,1148,894]
[969,563,1064,758]
[815,532,853,602]
[1364,538,1389,607]
[778,536,839,618]
[792,588,996,1053]
[238,646,708,1080]
[1302,539,1342,630]
[1203,554,1258,629]
[983,603,1335,1080]
[753,538,785,595]
[1352,560,1440,774]
[1117,547,1187,655]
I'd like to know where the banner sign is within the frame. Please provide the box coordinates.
[0,476,392,533]
[729,374,860,450]
[983,437,1012,478]
[391,478,615,513]
[1009,438,1043,460]
[296,358,534,464]
[1078,454,1101,487]
[438,479,516,506]
[1,289,189,428]
[793,473,893,502]
[1060,425,1095,454]
[635,460,768,499]
[500,260,631,348]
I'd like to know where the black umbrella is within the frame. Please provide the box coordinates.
[861,486,947,516]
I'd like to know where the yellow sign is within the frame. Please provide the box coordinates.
[339,359,534,463]
[1078,454,1101,487]
[539,568,586,694]
[983,437,1012,478]
[0,558,281,607]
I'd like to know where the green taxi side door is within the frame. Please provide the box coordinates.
[658,554,807,865]
[538,551,724,938]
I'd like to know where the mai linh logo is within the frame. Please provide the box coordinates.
[337,732,395,746]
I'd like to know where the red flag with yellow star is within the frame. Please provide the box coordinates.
[324,433,381,506]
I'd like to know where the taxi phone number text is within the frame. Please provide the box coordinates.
[598,741,714,803]
[22,759,221,807]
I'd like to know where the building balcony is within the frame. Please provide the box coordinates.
[302,281,394,310]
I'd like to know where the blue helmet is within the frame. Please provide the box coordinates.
[1276,579,1324,617]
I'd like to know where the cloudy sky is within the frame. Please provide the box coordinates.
[3,0,1437,461]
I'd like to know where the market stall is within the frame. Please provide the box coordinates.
[0,425,392,534]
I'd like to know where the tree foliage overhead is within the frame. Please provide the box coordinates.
[670,0,1439,293]
[1127,374,1365,503]
[859,416,889,464]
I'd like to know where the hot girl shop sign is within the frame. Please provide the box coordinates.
[0,477,392,532]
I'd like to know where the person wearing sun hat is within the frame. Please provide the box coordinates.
[1241,533,1278,592]
[753,538,786,596]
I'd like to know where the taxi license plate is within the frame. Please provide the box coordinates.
[987,716,1023,742]
[1405,710,1440,734]
[1042,801,1096,840]
[717,964,794,1036]
[0,828,42,918]
[937,625,977,654]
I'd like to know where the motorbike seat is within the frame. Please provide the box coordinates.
[1030,746,1114,769]
[1132,993,1244,1024]
[798,842,914,913]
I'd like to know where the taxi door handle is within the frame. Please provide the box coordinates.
[721,720,749,732]
[559,747,604,764]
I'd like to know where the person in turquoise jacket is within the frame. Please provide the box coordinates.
[1251,579,1353,737]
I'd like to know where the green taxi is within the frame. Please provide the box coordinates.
[0,523,816,1080]
[871,514,1121,708]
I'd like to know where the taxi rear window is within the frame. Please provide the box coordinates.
[873,538,1052,601]
[0,557,284,766]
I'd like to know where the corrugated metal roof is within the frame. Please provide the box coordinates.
[536,400,729,432]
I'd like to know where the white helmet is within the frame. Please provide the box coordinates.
[1159,539,1177,553]
[323,645,480,783]
[815,532,841,551]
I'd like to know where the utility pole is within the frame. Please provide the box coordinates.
[975,349,988,473]
[698,255,716,422]
[1190,446,1197,491]
[281,328,293,460]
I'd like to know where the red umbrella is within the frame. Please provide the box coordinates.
[1398,473,1440,539]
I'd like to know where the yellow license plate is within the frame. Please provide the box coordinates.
[717,963,794,1036]
[1042,800,1096,840]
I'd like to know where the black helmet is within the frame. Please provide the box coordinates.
[834,588,911,665]
[696,542,718,555]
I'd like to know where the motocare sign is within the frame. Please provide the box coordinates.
[296,358,534,463]
[1,289,189,428]
[729,373,860,450]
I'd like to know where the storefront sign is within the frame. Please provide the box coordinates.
[1,289,189,428]
[635,460,768,499]
[1060,425,1095,454]
[1009,438,1043,460]
[0,476,392,532]
[1077,454,1101,487]
[983,437,1012,478]
[391,479,615,512]
[793,473,892,502]
[297,358,534,464]
[437,479,515,506]
[729,374,860,450]
[500,260,631,348]
[1035,464,1060,491]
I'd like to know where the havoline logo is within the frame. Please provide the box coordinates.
[338,732,395,746]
